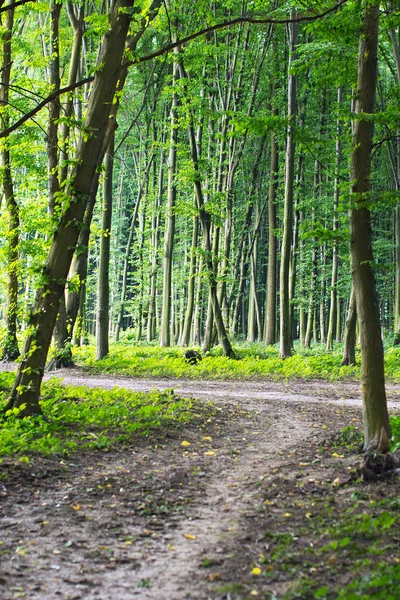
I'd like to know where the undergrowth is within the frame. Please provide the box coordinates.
[0,372,199,457]
[73,341,362,381]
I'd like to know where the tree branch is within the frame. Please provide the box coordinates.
[0,0,348,138]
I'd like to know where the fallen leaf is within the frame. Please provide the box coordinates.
[332,477,341,487]
[208,573,221,582]
[251,567,261,575]
[182,534,197,540]
[250,591,259,597]
[284,513,292,518]
[181,441,191,447]
[204,451,215,456]
[72,504,82,511]
[332,453,344,458]
[202,436,212,442]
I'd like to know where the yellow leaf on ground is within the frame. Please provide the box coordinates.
[332,452,344,458]
[181,440,191,447]
[251,567,261,575]
[284,513,292,518]
[182,534,197,540]
[202,436,212,441]
[204,451,215,456]
[72,504,82,511]
[250,591,258,596]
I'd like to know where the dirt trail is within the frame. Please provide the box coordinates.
[0,368,399,599]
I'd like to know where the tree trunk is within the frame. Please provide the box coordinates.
[160,62,179,347]
[279,17,298,358]
[342,287,357,366]
[6,0,150,416]
[180,217,199,346]
[1,3,19,360]
[264,130,278,345]
[96,131,114,360]
[326,87,342,350]
[350,2,390,452]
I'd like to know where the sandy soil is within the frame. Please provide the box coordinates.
[0,368,399,599]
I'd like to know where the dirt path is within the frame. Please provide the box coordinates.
[1,369,399,599]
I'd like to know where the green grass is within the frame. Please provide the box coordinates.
[72,341,363,381]
[0,372,198,457]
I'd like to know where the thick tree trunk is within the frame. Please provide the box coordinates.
[350,2,390,452]
[6,0,144,416]
[96,132,114,360]
[279,17,298,358]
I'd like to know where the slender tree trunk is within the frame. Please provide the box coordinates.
[350,2,390,451]
[178,60,234,358]
[160,62,179,347]
[327,87,342,350]
[6,0,155,415]
[96,131,114,360]
[180,217,199,346]
[114,153,154,341]
[279,17,298,358]
[265,130,278,345]
[1,3,19,360]
[342,287,357,366]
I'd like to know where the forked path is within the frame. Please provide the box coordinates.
[1,368,399,600]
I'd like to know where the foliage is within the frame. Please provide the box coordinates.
[0,373,198,457]
[73,341,362,381]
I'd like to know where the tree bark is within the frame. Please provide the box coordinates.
[0,2,19,360]
[160,61,179,347]
[279,17,298,358]
[96,131,114,360]
[327,87,342,351]
[341,287,357,366]
[350,2,390,452]
[264,129,278,345]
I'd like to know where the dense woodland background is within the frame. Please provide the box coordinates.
[0,0,399,366]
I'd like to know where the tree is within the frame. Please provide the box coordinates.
[280,15,298,358]
[349,1,390,452]
[5,0,162,415]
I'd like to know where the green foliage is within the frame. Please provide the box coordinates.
[73,341,361,381]
[0,376,197,457]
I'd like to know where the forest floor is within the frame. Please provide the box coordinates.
[0,368,400,600]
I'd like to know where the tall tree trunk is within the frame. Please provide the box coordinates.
[96,131,114,360]
[1,2,19,360]
[350,2,390,452]
[160,62,179,347]
[326,87,342,350]
[6,0,156,415]
[264,130,278,345]
[279,17,298,358]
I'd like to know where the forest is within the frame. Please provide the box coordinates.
[0,0,399,598]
